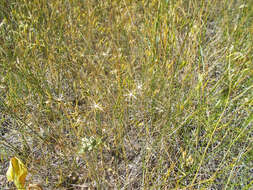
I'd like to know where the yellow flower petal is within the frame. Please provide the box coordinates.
[6,157,28,189]
[6,159,14,181]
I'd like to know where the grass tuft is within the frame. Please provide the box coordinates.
[0,0,252,189]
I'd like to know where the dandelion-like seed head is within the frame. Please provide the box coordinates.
[92,102,104,111]
[124,90,137,100]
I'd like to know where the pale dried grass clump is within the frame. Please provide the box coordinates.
[0,0,252,189]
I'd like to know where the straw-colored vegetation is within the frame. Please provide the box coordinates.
[0,0,252,189]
